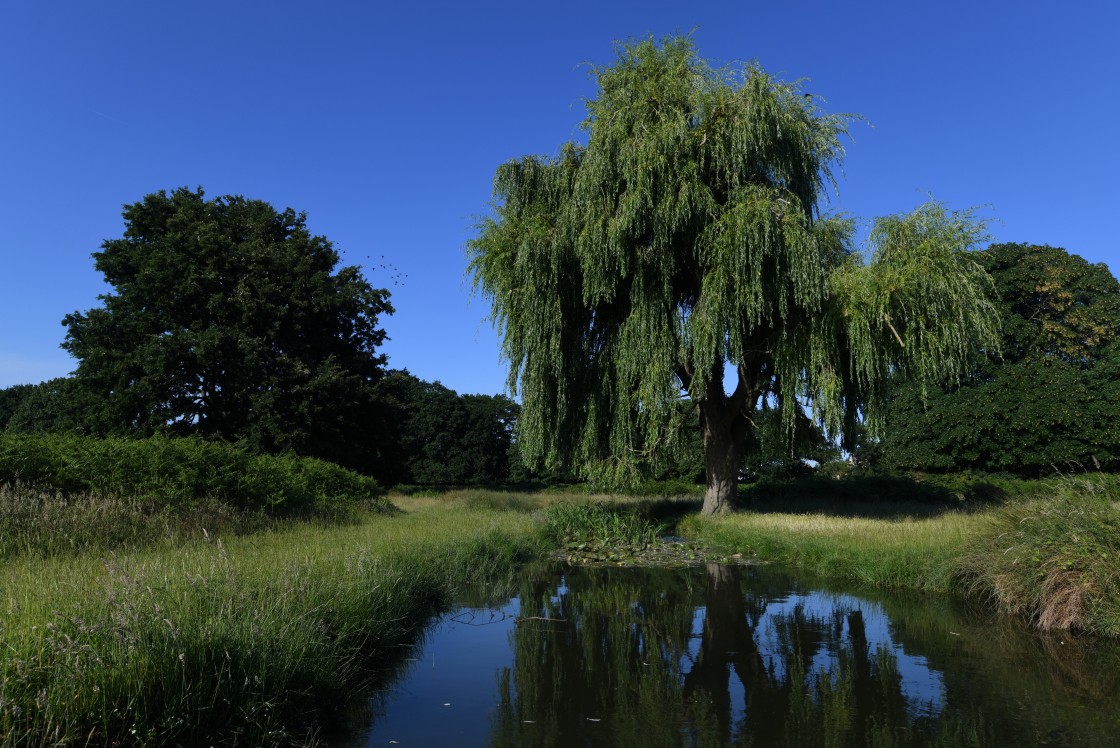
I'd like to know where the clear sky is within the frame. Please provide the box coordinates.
[2,1,1116,395]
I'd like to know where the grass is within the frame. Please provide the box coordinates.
[0,500,542,746]
[2,472,1118,744]
[683,474,1120,636]
[957,474,1120,636]
[681,502,981,592]
[0,483,379,561]
[540,501,668,549]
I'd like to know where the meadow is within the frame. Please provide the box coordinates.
[1,435,1118,745]
[0,462,542,745]
[682,472,1120,636]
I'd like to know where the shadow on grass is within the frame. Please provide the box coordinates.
[736,473,1013,519]
[391,472,1023,524]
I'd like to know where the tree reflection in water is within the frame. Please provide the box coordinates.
[489,564,1064,747]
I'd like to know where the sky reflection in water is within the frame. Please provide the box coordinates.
[347,565,1120,747]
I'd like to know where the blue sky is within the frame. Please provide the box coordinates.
[2,1,1117,395]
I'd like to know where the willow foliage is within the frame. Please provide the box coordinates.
[469,36,999,501]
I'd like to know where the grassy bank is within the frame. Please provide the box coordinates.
[957,475,1120,636]
[681,475,1120,636]
[0,499,541,746]
[680,503,979,593]
[2,475,1117,744]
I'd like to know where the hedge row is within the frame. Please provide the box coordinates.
[0,433,384,512]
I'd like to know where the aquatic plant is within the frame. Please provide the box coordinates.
[541,502,668,550]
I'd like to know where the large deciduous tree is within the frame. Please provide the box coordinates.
[877,244,1120,475]
[468,36,999,514]
[63,188,392,472]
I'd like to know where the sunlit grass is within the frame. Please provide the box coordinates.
[3,476,1118,744]
[682,505,983,592]
[685,478,1120,636]
[0,503,541,746]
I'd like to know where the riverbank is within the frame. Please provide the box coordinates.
[681,474,1120,637]
[680,505,977,592]
[2,478,1117,745]
[0,498,541,746]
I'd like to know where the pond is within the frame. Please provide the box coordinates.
[335,564,1120,747]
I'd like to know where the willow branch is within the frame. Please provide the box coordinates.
[883,313,905,349]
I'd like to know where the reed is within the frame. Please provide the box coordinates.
[541,501,668,549]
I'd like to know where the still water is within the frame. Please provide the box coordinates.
[340,565,1120,747]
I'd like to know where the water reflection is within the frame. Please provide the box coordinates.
[352,565,1120,747]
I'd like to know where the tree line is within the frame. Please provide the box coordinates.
[3,37,1117,495]
[0,189,521,487]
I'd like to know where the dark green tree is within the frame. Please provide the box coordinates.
[374,370,521,485]
[62,188,392,472]
[878,244,1120,475]
[0,378,106,434]
[468,36,998,513]
[0,385,34,430]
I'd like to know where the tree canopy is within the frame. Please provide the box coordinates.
[469,36,999,513]
[62,188,392,473]
[0,378,100,435]
[877,244,1120,475]
[373,370,521,486]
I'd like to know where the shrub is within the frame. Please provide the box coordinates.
[0,433,385,513]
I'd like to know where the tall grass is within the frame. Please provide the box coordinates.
[0,433,386,513]
[957,474,1120,636]
[0,504,542,746]
[541,502,668,549]
[0,484,377,560]
[685,476,1120,636]
[0,484,253,559]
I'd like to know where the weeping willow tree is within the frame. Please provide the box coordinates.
[469,36,998,514]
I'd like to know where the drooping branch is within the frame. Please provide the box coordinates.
[468,36,999,512]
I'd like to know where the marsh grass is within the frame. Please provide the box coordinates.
[686,476,1120,636]
[0,504,541,746]
[541,502,668,549]
[6,474,1115,746]
[957,474,1120,636]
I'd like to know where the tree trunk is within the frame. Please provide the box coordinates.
[700,399,749,515]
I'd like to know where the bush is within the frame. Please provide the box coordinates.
[0,433,385,513]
